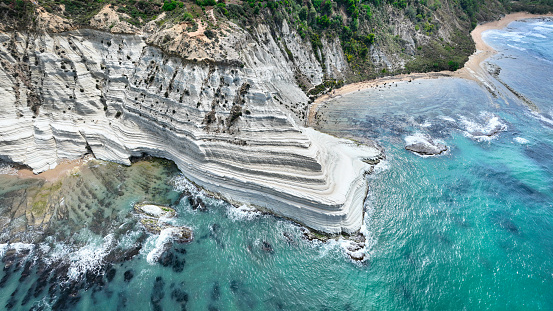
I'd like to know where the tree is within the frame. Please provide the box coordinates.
[299,5,308,20]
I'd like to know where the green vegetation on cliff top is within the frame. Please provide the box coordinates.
[1,0,552,85]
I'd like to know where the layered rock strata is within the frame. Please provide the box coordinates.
[0,29,380,234]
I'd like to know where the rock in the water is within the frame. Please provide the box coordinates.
[134,203,176,218]
[405,134,447,156]
[140,219,193,243]
[261,241,274,254]
[188,196,206,212]
[123,270,134,282]
[461,115,506,139]
[172,227,194,244]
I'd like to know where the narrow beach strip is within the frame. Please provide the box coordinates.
[309,12,553,126]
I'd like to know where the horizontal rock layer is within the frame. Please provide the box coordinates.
[0,29,380,234]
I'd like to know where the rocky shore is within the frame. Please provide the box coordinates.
[0,23,381,234]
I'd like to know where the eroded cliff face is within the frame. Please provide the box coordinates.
[0,25,380,234]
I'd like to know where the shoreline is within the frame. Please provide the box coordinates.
[6,156,92,182]
[1,11,551,212]
[309,12,553,125]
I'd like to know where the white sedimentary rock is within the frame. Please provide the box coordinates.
[0,29,380,234]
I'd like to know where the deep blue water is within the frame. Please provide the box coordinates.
[0,18,552,310]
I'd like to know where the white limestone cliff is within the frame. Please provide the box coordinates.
[0,27,380,234]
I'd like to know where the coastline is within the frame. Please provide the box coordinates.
[309,12,553,126]
[12,156,91,182]
[4,13,551,180]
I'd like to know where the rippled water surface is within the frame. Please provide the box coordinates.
[1,19,553,310]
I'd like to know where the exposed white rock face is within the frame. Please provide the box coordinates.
[0,29,380,234]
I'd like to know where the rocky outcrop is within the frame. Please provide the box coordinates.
[0,29,381,234]
[135,203,193,244]
[405,134,448,156]
[90,5,140,34]
[135,203,177,218]
[35,6,74,33]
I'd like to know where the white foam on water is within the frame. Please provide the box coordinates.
[171,174,202,196]
[146,228,176,264]
[534,26,553,32]
[514,137,529,144]
[507,44,527,51]
[310,237,342,259]
[339,212,375,264]
[171,174,228,213]
[66,234,115,280]
[227,204,262,221]
[529,20,553,28]
[38,243,51,255]
[528,32,547,39]
[404,132,429,145]
[460,113,506,141]
[490,30,526,42]
[118,225,145,249]
[371,157,390,174]
[38,239,71,266]
[439,116,456,123]
[0,243,35,261]
[0,163,17,175]
[0,244,8,257]
[529,108,553,128]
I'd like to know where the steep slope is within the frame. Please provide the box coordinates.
[0,29,381,234]
[0,0,550,234]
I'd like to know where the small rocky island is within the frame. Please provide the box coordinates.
[134,203,193,244]
[405,135,448,156]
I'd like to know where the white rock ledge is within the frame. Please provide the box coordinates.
[0,30,381,234]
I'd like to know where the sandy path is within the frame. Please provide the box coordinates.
[308,12,553,126]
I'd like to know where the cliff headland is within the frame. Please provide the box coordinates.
[0,0,551,234]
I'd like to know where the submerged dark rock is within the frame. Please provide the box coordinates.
[283,232,297,245]
[172,258,185,273]
[489,211,520,234]
[229,280,240,293]
[171,288,189,303]
[175,247,187,254]
[261,241,274,254]
[123,270,134,282]
[105,267,116,282]
[0,271,11,288]
[159,252,175,267]
[188,196,206,211]
[151,276,165,311]
[211,282,221,301]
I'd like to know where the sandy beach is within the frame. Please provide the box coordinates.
[13,156,92,182]
[309,12,553,125]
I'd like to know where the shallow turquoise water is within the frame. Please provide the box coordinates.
[1,19,553,310]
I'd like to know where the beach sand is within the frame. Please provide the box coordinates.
[309,12,553,125]
[14,156,92,182]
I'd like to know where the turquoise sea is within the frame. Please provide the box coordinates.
[1,18,553,310]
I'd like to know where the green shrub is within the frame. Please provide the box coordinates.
[162,0,183,11]
[196,0,216,6]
